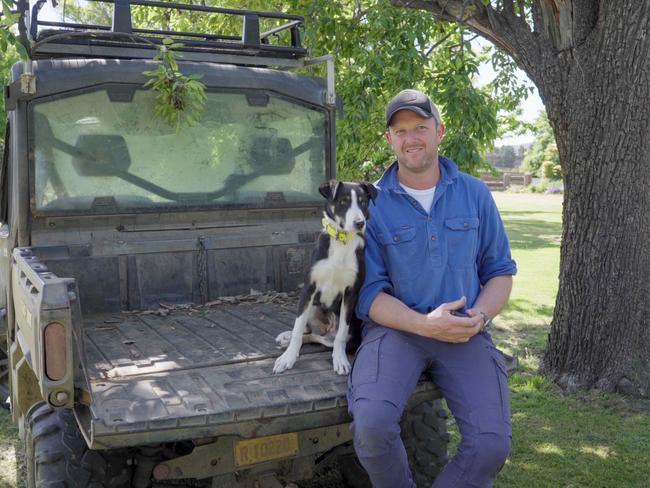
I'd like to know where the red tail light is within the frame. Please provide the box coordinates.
[44,322,67,381]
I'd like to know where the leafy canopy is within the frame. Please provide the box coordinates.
[0,0,27,59]
[0,43,19,141]
[290,0,523,179]
[1,0,530,175]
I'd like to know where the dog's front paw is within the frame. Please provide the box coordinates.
[275,330,292,348]
[274,350,298,374]
[332,350,351,376]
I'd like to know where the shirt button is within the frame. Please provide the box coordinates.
[463,222,469,228]
[431,235,436,241]
[393,236,399,242]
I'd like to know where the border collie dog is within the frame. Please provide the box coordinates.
[273,180,377,375]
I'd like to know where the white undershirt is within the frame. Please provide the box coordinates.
[400,183,436,214]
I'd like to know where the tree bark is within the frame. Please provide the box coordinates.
[392,0,650,397]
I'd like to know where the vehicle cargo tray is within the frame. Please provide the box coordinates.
[79,300,348,446]
[77,299,438,447]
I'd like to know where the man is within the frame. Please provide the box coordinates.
[348,89,517,487]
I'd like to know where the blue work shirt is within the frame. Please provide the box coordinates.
[356,156,517,323]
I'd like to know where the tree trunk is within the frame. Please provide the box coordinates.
[391,1,650,396]
[540,3,650,396]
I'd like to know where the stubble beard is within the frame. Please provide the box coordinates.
[398,151,438,174]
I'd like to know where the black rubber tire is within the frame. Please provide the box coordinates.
[402,399,450,487]
[337,452,371,488]
[339,399,450,488]
[24,402,132,488]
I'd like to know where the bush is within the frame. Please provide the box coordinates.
[541,160,556,179]
[529,179,564,194]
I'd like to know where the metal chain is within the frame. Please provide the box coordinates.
[197,236,208,304]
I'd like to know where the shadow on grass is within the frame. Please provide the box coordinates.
[500,212,562,251]
[445,377,650,487]
[492,297,555,373]
[496,378,650,487]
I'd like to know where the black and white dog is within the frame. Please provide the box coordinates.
[273,180,377,375]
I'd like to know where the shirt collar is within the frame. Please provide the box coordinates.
[376,156,459,194]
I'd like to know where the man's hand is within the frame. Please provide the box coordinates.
[368,292,483,342]
[465,307,489,331]
[419,296,483,343]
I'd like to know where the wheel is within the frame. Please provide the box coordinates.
[24,402,132,487]
[338,451,371,488]
[402,399,450,487]
[339,399,450,488]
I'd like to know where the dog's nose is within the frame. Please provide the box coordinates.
[354,220,365,230]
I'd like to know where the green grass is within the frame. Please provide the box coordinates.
[495,193,563,372]
[2,193,649,487]
[0,407,22,488]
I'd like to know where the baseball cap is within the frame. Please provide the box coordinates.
[385,89,441,127]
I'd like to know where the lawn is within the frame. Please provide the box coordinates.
[483,193,650,488]
[1,192,648,487]
[0,406,21,488]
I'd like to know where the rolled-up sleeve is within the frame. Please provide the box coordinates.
[477,189,517,284]
[356,221,394,322]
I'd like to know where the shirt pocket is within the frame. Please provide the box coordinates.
[444,216,479,268]
[377,225,424,282]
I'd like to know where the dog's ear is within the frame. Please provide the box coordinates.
[319,179,341,200]
[360,182,378,202]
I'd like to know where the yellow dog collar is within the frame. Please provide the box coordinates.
[322,217,354,243]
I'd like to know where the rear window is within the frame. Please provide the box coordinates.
[31,85,328,213]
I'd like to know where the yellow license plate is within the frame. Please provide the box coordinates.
[234,432,299,467]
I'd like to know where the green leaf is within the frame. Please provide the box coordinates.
[14,42,28,60]
[142,34,207,131]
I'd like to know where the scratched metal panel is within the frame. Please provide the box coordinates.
[207,247,272,298]
[273,244,313,292]
[130,251,196,309]
[44,256,121,313]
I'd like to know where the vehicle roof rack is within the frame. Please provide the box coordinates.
[13,0,309,67]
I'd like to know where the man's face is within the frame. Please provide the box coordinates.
[385,110,445,174]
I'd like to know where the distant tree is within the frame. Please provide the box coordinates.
[486,145,517,168]
[520,112,559,176]
[515,144,527,160]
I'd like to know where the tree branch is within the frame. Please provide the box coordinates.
[390,0,543,75]
[538,0,573,50]
[424,27,457,57]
